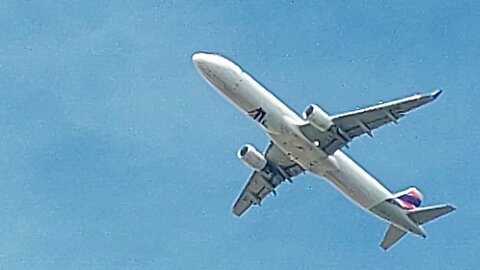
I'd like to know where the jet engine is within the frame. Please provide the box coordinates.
[237,144,267,171]
[302,104,333,132]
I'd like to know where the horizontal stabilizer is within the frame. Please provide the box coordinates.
[408,204,456,225]
[381,224,407,250]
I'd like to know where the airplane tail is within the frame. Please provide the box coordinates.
[393,186,423,210]
[380,224,407,250]
[407,204,456,225]
[380,204,456,250]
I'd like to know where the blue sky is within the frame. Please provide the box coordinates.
[0,0,479,269]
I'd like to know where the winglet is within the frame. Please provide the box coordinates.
[431,89,443,100]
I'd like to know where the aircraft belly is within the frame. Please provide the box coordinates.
[268,122,330,170]
[269,118,392,210]
[310,151,392,209]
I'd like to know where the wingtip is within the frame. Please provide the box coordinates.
[432,89,443,99]
[441,204,457,212]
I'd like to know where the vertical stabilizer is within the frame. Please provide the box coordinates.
[394,187,423,210]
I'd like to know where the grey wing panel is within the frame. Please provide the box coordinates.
[233,142,304,217]
[299,90,442,155]
[298,124,346,155]
[333,90,442,141]
[264,142,302,168]
[232,171,276,217]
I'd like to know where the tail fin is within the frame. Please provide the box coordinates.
[380,204,456,250]
[380,224,407,250]
[407,204,456,225]
[394,187,423,210]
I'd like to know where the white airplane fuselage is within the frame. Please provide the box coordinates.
[193,52,426,237]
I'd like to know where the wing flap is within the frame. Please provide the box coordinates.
[333,90,442,141]
[299,90,442,155]
[233,142,304,217]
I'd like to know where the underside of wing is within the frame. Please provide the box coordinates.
[233,142,304,217]
[332,90,442,140]
[299,90,442,155]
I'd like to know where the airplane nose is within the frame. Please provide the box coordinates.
[192,52,243,89]
[192,52,241,73]
[192,52,213,67]
[192,52,215,77]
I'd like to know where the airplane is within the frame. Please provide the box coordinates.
[192,52,455,250]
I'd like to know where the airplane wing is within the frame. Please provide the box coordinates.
[300,90,442,155]
[233,142,305,217]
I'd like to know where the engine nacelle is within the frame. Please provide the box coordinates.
[237,144,267,171]
[302,104,333,132]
